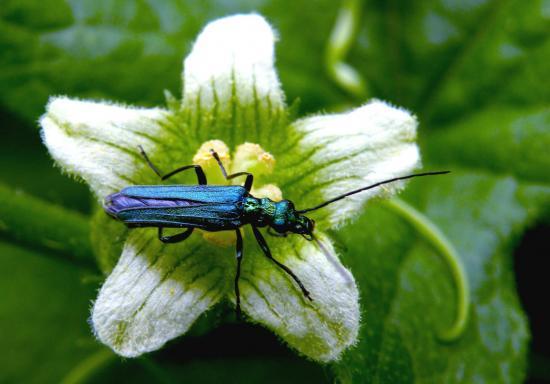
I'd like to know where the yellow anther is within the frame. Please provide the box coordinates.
[193,139,230,166]
[233,142,275,176]
[193,140,231,184]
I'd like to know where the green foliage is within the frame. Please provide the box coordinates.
[0,0,341,122]
[0,241,99,383]
[1,0,548,383]
[0,184,93,265]
[334,173,538,382]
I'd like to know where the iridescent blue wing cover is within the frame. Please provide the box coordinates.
[104,185,248,230]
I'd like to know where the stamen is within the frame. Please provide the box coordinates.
[193,140,231,184]
[233,142,275,176]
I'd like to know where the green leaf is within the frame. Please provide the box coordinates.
[415,0,550,123]
[351,0,549,123]
[0,0,341,124]
[333,173,535,382]
[0,112,91,212]
[424,107,550,184]
[0,241,101,383]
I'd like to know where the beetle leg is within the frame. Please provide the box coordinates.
[251,226,312,301]
[138,145,207,185]
[210,149,254,191]
[158,227,194,243]
[235,228,243,320]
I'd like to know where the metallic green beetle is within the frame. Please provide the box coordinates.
[105,146,448,317]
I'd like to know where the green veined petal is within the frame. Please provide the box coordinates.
[91,230,227,357]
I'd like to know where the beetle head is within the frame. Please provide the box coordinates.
[290,215,315,240]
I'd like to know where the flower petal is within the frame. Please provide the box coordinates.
[284,100,420,226]
[183,14,283,110]
[91,230,226,357]
[181,14,285,145]
[40,96,168,198]
[239,232,359,362]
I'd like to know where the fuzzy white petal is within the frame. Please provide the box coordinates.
[240,233,359,362]
[40,97,168,198]
[182,14,284,110]
[293,100,420,226]
[91,230,226,357]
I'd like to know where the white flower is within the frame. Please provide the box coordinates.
[40,14,419,362]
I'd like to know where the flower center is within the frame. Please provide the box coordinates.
[192,140,282,246]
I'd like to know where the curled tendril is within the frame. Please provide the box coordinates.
[384,198,470,342]
[325,0,368,98]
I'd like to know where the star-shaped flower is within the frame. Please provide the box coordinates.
[40,14,419,362]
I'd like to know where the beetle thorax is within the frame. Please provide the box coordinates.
[242,196,297,232]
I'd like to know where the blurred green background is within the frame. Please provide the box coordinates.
[1,0,549,383]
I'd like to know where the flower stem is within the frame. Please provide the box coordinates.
[60,348,115,384]
[0,183,94,267]
[325,0,368,99]
[383,197,470,341]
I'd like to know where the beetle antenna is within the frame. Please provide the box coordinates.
[312,234,354,285]
[297,171,450,214]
